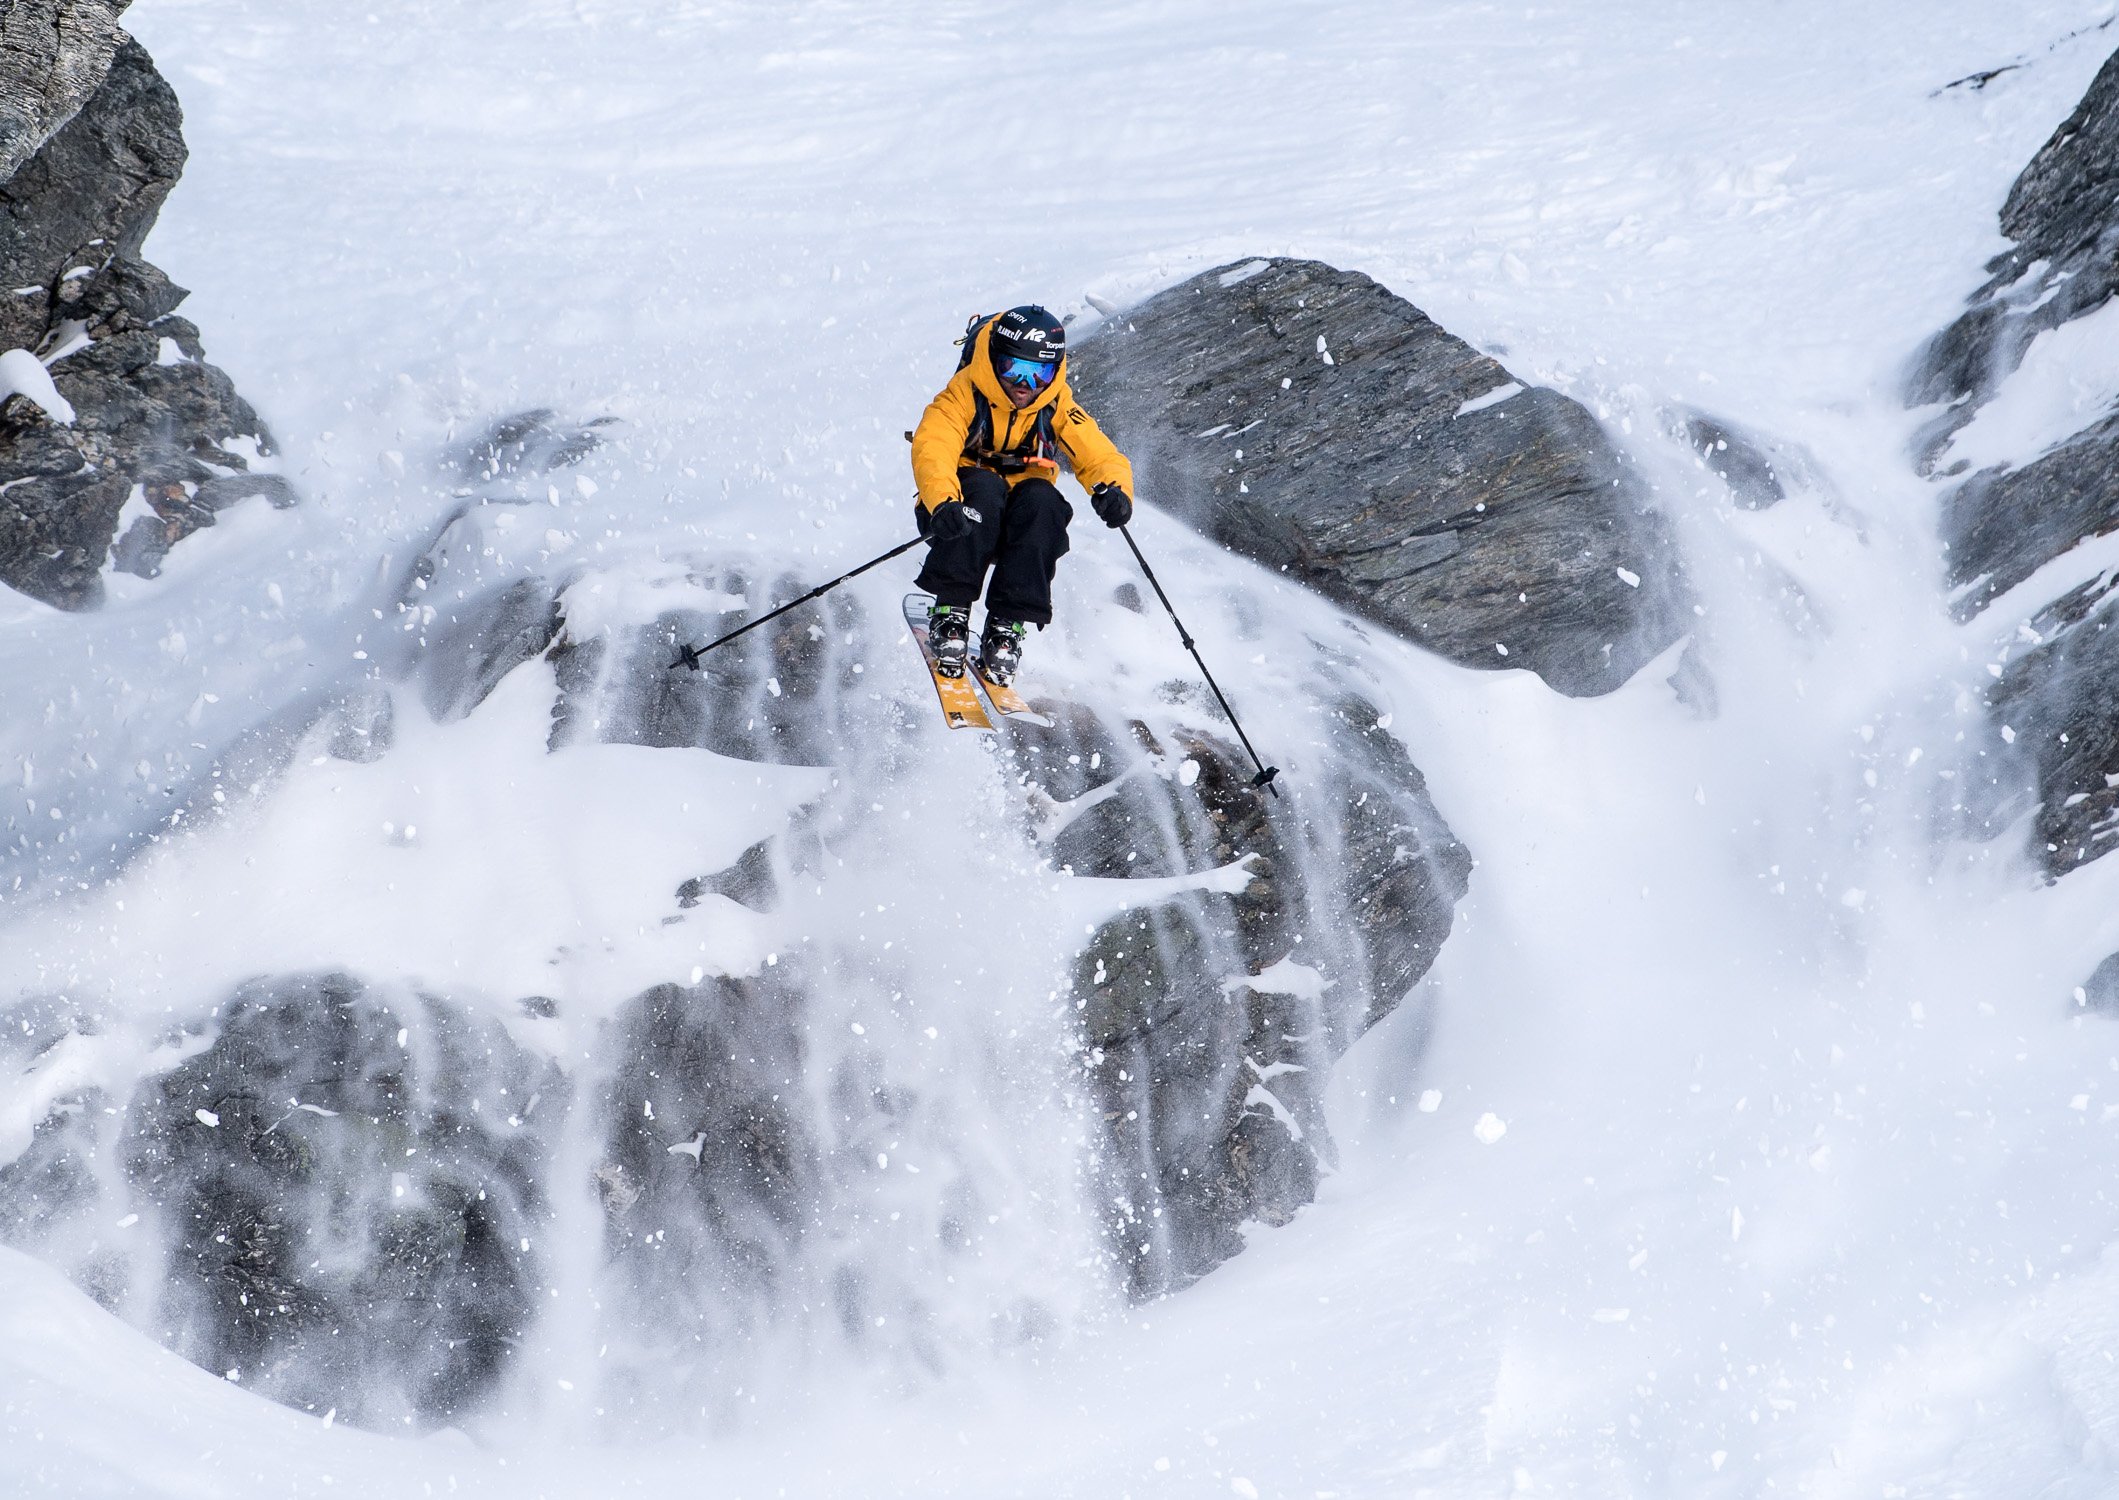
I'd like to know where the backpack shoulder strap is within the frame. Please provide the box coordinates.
[965,389,994,458]
[954,312,993,372]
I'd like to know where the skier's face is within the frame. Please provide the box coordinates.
[995,352,1057,408]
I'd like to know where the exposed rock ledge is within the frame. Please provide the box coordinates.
[0,13,286,611]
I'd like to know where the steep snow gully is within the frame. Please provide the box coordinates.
[10,2,2119,1497]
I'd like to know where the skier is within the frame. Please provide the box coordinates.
[910,304,1136,684]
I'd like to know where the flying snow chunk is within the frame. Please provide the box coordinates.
[1474,1112,1507,1144]
[667,1132,706,1161]
[1178,759,1200,787]
[1418,1089,1442,1113]
[194,1109,219,1128]
[1616,566,1642,588]
[1591,1307,1631,1323]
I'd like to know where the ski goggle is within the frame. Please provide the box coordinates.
[997,355,1058,393]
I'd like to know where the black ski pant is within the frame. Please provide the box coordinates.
[913,466,1073,626]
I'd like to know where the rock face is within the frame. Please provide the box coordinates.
[1911,46,2119,463]
[0,17,284,610]
[1676,410,1793,512]
[0,1,130,183]
[0,974,559,1427]
[1912,48,2119,881]
[1068,258,1689,697]
[125,975,560,1425]
[1914,46,2119,611]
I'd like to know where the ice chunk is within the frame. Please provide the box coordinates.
[1455,381,1524,417]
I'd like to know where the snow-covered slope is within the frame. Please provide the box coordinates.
[9,1,2119,1495]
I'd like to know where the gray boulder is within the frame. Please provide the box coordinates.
[0,29,285,609]
[1068,258,1690,696]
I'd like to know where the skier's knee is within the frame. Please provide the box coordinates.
[958,466,1008,513]
[1014,479,1072,530]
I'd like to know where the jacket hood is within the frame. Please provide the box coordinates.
[966,319,1067,415]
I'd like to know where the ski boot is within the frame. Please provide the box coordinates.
[980,616,1029,685]
[928,603,971,678]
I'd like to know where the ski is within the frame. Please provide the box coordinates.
[902,593,992,731]
[970,651,1052,725]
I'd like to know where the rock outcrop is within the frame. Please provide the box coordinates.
[0,415,1472,1422]
[0,10,284,610]
[1911,46,2119,466]
[1912,48,2119,880]
[0,0,130,184]
[1915,46,2119,612]
[1033,693,1469,1294]
[1069,257,1690,697]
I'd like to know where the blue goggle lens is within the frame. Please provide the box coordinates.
[999,356,1057,392]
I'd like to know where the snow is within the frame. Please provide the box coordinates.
[0,657,827,1039]
[1943,292,2119,470]
[3,0,2119,1495]
[1221,955,1332,1001]
[0,347,74,424]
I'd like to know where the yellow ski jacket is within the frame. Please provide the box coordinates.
[910,317,1135,513]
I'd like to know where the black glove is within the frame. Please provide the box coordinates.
[1091,482,1133,529]
[926,497,972,543]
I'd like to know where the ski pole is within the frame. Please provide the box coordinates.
[1116,522,1281,798]
[668,534,926,671]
